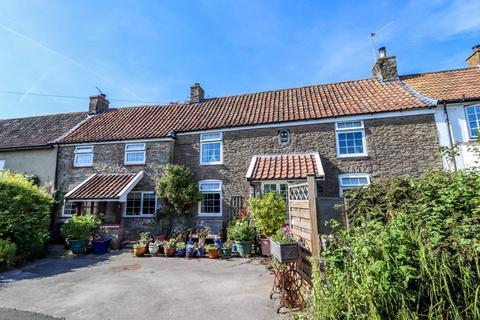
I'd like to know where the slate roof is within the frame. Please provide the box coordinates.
[0,112,88,150]
[401,67,480,102]
[246,153,324,181]
[65,172,140,200]
[59,78,431,144]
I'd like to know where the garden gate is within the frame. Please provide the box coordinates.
[288,174,345,286]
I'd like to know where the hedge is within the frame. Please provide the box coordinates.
[0,171,53,259]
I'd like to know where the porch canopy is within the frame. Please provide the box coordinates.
[65,171,144,202]
[245,152,324,181]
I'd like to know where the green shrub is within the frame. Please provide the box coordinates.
[227,219,256,242]
[61,214,100,240]
[248,191,286,237]
[156,164,203,216]
[309,169,480,320]
[0,239,16,269]
[0,171,53,259]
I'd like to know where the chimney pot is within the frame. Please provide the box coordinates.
[467,44,480,67]
[372,46,398,81]
[190,83,205,103]
[378,47,386,58]
[89,94,109,115]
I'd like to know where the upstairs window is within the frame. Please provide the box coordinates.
[198,180,222,216]
[339,174,370,196]
[125,143,146,165]
[200,132,223,165]
[466,105,480,138]
[124,191,156,217]
[73,146,93,167]
[335,121,367,157]
[0,160,4,170]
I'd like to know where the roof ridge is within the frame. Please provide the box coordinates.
[0,111,87,122]
[400,66,479,79]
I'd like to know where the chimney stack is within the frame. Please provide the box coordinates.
[466,44,480,67]
[372,47,398,81]
[89,93,109,115]
[190,83,204,103]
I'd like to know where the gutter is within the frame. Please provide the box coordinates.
[443,102,457,171]
[0,144,54,152]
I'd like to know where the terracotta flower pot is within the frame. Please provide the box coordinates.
[164,247,176,257]
[208,249,219,259]
[134,246,146,257]
[260,238,271,256]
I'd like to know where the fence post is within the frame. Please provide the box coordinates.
[306,173,320,260]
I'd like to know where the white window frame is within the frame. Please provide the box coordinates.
[335,121,367,158]
[0,160,5,170]
[62,201,78,217]
[465,104,480,139]
[261,181,288,194]
[124,143,146,165]
[73,146,94,167]
[339,173,370,196]
[198,180,223,217]
[123,191,157,217]
[200,132,223,165]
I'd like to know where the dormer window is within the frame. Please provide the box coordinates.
[200,132,223,165]
[73,146,93,167]
[125,143,146,165]
[335,121,367,157]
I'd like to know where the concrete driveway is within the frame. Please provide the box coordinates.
[0,251,281,320]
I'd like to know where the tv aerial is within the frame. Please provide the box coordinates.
[370,21,394,60]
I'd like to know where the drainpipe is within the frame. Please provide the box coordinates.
[443,102,457,171]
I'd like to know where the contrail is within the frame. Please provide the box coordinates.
[0,23,140,99]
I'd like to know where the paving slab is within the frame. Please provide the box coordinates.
[0,252,282,320]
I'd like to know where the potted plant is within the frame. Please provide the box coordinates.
[186,245,195,258]
[133,242,146,257]
[156,240,166,254]
[206,244,220,259]
[164,239,176,257]
[91,234,112,255]
[270,228,299,263]
[196,245,205,257]
[61,214,99,255]
[228,218,256,257]
[148,242,159,255]
[140,232,152,253]
[248,191,287,256]
[176,242,186,257]
[222,239,234,257]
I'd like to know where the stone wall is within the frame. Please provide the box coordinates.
[56,140,174,237]
[174,114,441,220]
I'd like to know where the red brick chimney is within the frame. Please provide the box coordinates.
[372,47,398,81]
[466,45,480,67]
[89,94,109,115]
[190,83,205,103]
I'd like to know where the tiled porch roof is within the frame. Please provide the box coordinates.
[65,172,143,201]
[246,153,324,181]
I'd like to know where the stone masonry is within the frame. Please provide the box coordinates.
[173,114,442,221]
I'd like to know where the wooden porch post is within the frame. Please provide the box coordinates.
[307,173,320,260]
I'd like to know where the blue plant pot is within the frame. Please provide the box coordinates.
[69,239,88,255]
[197,249,204,257]
[177,249,186,256]
[91,238,112,255]
[235,241,252,257]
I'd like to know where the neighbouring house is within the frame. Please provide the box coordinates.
[0,111,88,192]
[54,47,451,241]
[401,45,480,170]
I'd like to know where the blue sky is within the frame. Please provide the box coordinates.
[0,0,479,119]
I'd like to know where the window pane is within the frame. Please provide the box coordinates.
[0,160,4,170]
[467,106,480,138]
[341,176,369,186]
[126,144,145,151]
[338,131,364,155]
[201,133,222,141]
[75,154,92,165]
[200,193,221,214]
[126,151,145,163]
[142,193,156,215]
[337,121,363,129]
[126,193,142,215]
[74,146,93,153]
[200,182,221,191]
[201,142,221,163]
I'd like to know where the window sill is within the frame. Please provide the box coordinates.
[73,165,93,168]
[200,162,223,166]
[122,215,154,218]
[337,154,369,160]
[198,213,223,217]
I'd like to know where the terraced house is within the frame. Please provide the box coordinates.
[2,46,478,242]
